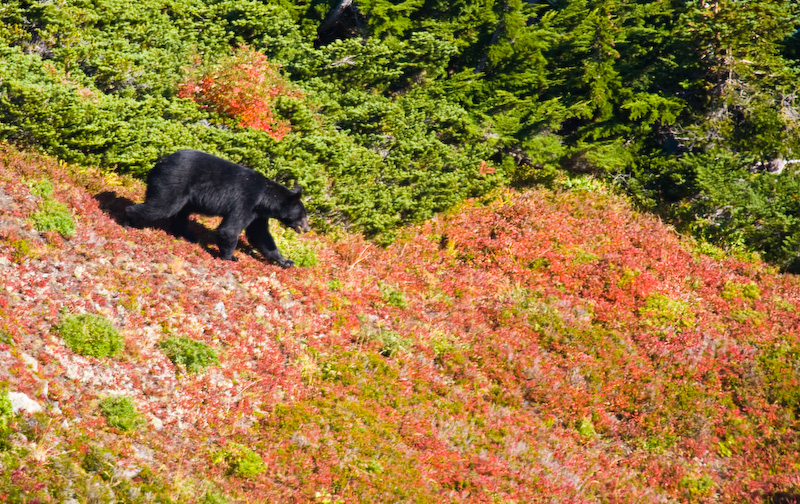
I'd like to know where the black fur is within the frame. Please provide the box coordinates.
[125,149,309,267]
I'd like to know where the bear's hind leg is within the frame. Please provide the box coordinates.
[125,197,189,226]
[216,216,244,261]
[170,207,198,242]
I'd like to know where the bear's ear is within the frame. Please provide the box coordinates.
[291,185,304,196]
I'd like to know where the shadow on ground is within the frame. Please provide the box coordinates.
[768,492,800,503]
[93,191,263,261]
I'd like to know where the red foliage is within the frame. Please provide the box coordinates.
[179,47,301,140]
[3,145,800,502]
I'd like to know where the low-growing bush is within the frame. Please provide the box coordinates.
[368,329,410,358]
[214,442,266,479]
[30,199,76,237]
[7,238,38,262]
[201,489,230,504]
[56,313,123,358]
[28,180,54,198]
[0,329,10,346]
[379,282,408,308]
[81,445,118,480]
[28,180,75,237]
[0,388,12,434]
[179,46,301,140]
[99,395,143,432]
[158,336,219,374]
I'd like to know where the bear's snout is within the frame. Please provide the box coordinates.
[292,217,311,234]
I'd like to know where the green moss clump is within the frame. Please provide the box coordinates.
[56,313,123,358]
[99,395,143,432]
[158,336,219,374]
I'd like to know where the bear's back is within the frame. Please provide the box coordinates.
[147,150,268,214]
[155,149,251,178]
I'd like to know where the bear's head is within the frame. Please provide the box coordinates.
[280,186,310,233]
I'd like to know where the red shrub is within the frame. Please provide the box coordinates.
[179,47,302,140]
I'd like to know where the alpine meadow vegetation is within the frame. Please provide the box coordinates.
[1,0,800,502]
[2,142,800,502]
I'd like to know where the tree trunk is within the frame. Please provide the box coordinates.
[319,0,356,37]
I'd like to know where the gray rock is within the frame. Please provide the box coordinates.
[8,391,43,414]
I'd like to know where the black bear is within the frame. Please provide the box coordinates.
[126,149,310,267]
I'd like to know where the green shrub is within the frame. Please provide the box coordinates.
[379,282,407,308]
[82,445,118,480]
[28,179,54,198]
[8,238,37,262]
[0,388,13,450]
[757,342,800,411]
[0,329,10,346]
[679,472,715,501]
[214,442,266,479]
[99,395,143,432]
[366,329,410,358]
[158,336,219,374]
[28,179,76,237]
[31,199,76,237]
[201,489,230,504]
[638,293,695,331]
[0,388,12,433]
[56,313,123,358]
[576,417,598,440]
[721,280,762,301]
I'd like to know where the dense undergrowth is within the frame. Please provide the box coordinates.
[1,145,800,502]
[4,0,800,264]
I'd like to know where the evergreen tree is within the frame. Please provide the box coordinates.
[3,0,800,262]
[669,0,800,158]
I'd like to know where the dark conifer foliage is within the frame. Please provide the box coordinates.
[1,0,800,263]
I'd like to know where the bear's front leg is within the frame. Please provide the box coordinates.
[246,217,294,267]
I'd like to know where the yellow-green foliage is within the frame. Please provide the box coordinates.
[158,336,219,374]
[639,293,695,331]
[81,445,118,480]
[272,226,318,267]
[56,313,123,358]
[29,180,75,237]
[99,395,143,432]
[8,238,38,262]
[758,342,800,410]
[721,280,761,301]
[0,388,12,434]
[379,282,408,308]
[214,442,266,479]
[359,323,410,358]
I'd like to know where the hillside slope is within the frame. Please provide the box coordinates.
[1,145,800,503]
